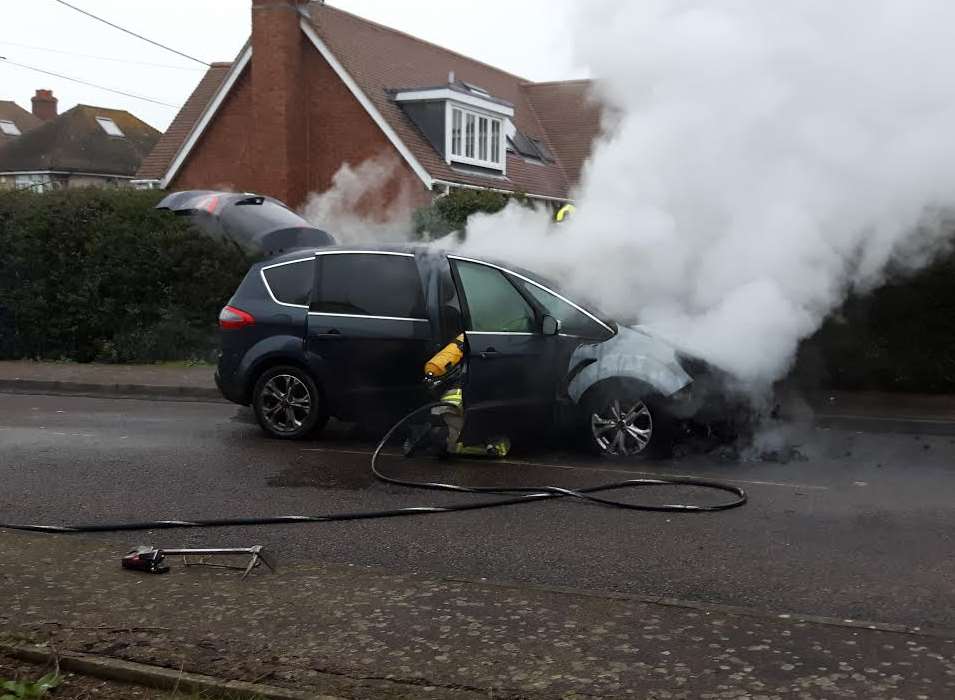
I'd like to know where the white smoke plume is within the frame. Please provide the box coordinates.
[460,0,955,387]
[302,153,418,244]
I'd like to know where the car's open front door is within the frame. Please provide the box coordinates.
[451,258,555,443]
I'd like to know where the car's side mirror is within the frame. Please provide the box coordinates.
[541,315,560,336]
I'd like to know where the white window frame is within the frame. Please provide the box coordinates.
[444,102,505,173]
[14,173,53,193]
[465,112,475,158]
[450,109,462,158]
[95,116,125,137]
[0,119,21,136]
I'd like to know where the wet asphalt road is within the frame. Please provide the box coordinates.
[1,392,954,631]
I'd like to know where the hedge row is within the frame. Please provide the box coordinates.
[413,188,520,239]
[794,252,955,394]
[0,188,252,363]
[0,187,952,392]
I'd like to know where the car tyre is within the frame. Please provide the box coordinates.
[252,366,328,440]
[580,379,674,459]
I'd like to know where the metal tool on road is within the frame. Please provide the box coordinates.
[122,545,275,579]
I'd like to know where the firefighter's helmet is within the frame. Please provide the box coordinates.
[555,203,576,223]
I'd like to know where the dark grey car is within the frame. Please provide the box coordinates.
[216,244,737,458]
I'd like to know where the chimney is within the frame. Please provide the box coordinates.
[250,0,308,206]
[31,89,58,121]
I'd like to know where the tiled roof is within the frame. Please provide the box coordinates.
[522,80,604,189]
[141,6,602,200]
[0,104,159,176]
[135,62,233,180]
[306,3,579,199]
[0,100,42,146]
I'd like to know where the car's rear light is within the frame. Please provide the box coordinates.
[219,305,255,330]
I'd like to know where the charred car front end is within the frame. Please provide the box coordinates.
[563,326,751,456]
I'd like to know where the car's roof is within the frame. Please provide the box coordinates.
[254,242,427,267]
[260,245,553,283]
[257,243,574,297]
[253,243,613,324]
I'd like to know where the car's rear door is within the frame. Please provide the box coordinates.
[306,251,433,420]
[450,257,555,441]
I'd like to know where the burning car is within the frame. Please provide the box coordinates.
[214,242,741,458]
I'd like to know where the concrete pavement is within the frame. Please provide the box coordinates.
[0,360,219,401]
[3,530,955,699]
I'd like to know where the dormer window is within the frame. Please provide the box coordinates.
[394,83,514,175]
[449,106,502,167]
[0,119,21,136]
[95,116,124,137]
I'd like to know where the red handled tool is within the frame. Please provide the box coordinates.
[122,545,275,579]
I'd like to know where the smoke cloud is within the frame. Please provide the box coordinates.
[459,0,955,387]
[302,153,418,245]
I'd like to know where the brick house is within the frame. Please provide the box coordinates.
[0,89,160,192]
[136,0,603,214]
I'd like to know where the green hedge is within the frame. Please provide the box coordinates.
[0,188,252,363]
[413,188,521,240]
[794,253,955,393]
[2,187,953,391]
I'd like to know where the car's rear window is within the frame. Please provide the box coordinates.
[313,253,426,319]
[262,259,313,306]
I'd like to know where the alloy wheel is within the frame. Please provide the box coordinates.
[590,398,653,457]
[260,374,313,434]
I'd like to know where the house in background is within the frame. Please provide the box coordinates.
[136,0,603,213]
[0,89,160,192]
[0,92,44,147]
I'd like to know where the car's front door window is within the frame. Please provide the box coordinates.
[454,261,536,333]
[511,278,612,339]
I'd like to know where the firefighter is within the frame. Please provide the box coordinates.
[406,333,511,458]
[554,203,575,223]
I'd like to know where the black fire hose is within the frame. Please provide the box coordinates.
[0,402,745,534]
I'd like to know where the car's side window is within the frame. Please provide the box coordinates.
[454,261,536,333]
[512,278,611,339]
[313,253,426,319]
[262,259,312,306]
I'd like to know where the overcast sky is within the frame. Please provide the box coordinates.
[0,0,582,131]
